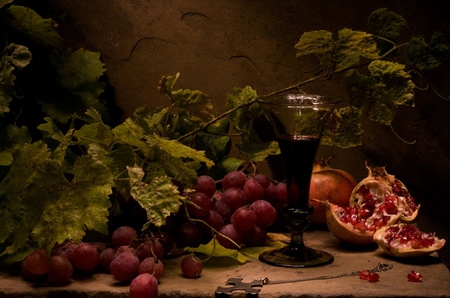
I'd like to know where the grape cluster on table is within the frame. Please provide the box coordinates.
[20,171,289,298]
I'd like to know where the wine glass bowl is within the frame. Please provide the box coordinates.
[257,94,339,267]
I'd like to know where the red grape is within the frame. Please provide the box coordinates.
[110,251,139,281]
[195,175,216,198]
[178,222,202,247]
[48,255,73,284]
[187,192,212,218]
[222,171,247,189]
[242,226,267,247]
[21,257,46,281]
[230,206,257,232]
[250,199,277,228]
[181,255,203,278]
[99,247,116,272]
[243,178,264,203]
[211,199,231,223]
[254,173,271,189]
[138,257,156,276]
[24,249,51,276]
[217,224,242,249]
[114,245,136,258]
[129,273,158,298]
[136,240,165,261]
[72,242,100,273]
[274,182,288,205]
[111,226,138,248]
[221,187,247,213]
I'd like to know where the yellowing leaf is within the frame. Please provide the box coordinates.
[185,238,250,263]
[128,167,183,228]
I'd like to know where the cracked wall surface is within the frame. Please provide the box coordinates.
[42,0,450,268]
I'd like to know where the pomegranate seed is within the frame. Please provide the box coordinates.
[407,270,423,282]
[410,238,422,249]
[359,270,379,282]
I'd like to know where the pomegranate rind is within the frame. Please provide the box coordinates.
[374,223,446,258]
[325,202,377,245]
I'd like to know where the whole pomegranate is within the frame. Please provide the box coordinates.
[309,157,357,226]
[374,223,445,258]
[325,164,420,245]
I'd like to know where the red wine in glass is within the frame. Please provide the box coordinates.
[277,135,320,210]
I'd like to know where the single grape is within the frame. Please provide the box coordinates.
[181,255,203,278]
[109,251,140,281]
[230,206,257,232]
[137,257,156,276]
[217,224,242,249]
[222,171,247,190]
[178,222,202,247]
[242,225,267,247]
[111,226,138,248]
[254,173,271,189]
[114,245,136,258]
[274,182,288,205]
[21,257,46,281]
[153,258,165,280]
[48,255,73,284]
[187,192,212,218]
[211,199,231,223]
[221,187,247,213]
[250,199,278,228]
[195,175,216,198]
[53,242,76,263]
[136,240,165,261]
[24,249,51,276]
[243,178,264,203]
[198,210,225,242]
[99,247,116,272]
[71,242,100,273]
[129,273,158,298]
[262,182,277,205]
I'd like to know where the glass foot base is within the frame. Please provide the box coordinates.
[259,246,334,268]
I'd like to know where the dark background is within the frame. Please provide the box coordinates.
[40,0,450,268]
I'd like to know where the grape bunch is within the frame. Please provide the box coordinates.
[177,171,288,250]
[21,225,167,298]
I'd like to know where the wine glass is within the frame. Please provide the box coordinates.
[257,94,339,267]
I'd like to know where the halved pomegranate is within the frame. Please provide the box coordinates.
[325,164,420,245]
[374,223,446,258]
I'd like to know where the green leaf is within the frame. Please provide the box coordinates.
[0,0,13,9]
[74,109,114,148]
[225,86,258,133]
[171,89,214,122]
[0,55,16,115]
[31,156,114,251]
[0,124,31,166]
[128,167,183,228]
[158,73,180,97]
[368,8,406,41]
[334,28,380,71]
[239,241,287,259]
[37,117,65,142]
[3,5,62,49]
[6,43,32,69]
[185,238,251,263]
[322,107,363,148]
[147,134,214,170]
[295,30,335,71]
[346,60,415,125]
[40,48,107,123]
[296,29,379,72]
[405,33,449,74]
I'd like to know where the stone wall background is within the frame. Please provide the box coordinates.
[41,0,450,267]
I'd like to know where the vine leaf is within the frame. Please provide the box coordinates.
[0,55,16,115]
[405,32,449,74]
[0,142,114,263]
[185,238,251,263]
[6,43,32,70]
[0,124,31,166]
[368,8,407,53]
[2,5,62,49]
[346,60,415,125]
[322,106,363,148]
[128,167,183,229]
[295,29,379,72]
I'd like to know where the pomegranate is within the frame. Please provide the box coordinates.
[374,223,445,258]
[326,164,420,245]
[309,157,357,226]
